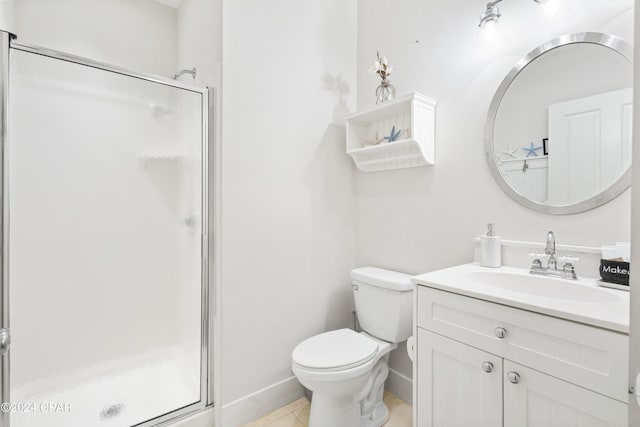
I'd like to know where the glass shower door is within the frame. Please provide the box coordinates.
[6,46,206,427]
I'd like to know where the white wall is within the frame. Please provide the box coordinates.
[177,0,221,88]
[0,0,15,33]
[10,0,223,86]
[11,0,178,77]
[357,0,633,383]
[220,0,357,423]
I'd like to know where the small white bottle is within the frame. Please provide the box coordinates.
[480,223,502,268]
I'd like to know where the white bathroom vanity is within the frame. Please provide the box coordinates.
[412,263,630,427]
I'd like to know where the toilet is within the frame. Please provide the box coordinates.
[291,267,413,427]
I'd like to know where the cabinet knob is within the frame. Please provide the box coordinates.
[507,371,521,384]
[494,327,508,339]
[481,361,494,373]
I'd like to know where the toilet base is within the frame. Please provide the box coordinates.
[360,401,390,427]
[307,394,390,427]
[308,391,362,427]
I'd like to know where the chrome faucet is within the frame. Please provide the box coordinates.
[530,231,578,280]
[545,231,557,270]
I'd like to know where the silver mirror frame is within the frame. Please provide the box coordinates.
[484,32,633,215]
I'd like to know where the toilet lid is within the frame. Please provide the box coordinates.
[292,329,378,371]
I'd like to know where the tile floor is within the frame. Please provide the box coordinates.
[241,391,412,427]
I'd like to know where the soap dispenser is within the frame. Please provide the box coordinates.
[480,223,502,268]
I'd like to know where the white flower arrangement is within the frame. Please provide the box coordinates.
[369,51,393,82]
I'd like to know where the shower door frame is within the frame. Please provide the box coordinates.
[0,30,214,427]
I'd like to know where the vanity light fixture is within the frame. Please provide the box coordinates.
[479,0,546,28]
[479,0,502,28]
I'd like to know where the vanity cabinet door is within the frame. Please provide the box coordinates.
[503,360,628,427]
[417,329,502,427]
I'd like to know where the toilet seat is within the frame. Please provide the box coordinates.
[292,329,378,372]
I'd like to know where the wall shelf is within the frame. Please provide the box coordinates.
[346,92,437,172]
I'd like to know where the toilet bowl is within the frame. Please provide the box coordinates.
[291,267,413,427]
[292,329,395,427]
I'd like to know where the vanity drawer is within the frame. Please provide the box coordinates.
[417,286,629,402]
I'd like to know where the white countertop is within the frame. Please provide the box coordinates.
[412,263,630,334]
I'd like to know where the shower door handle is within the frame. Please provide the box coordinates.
[0,329,10,356]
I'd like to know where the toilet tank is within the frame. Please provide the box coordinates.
[351,267,413,343]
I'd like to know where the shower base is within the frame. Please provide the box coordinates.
[10,349,201,427]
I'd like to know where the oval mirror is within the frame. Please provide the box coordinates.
[485,33,633,215]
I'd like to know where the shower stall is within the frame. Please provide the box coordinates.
[0,30,214,427]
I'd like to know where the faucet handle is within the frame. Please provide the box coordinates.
[560,256,579,279]
[558,255,579,264]
[528,253,547,270]
[528,252,549,259]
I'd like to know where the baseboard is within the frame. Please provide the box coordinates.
[385,368,413,404]
[221,369,411,426]
[221,376,304,427]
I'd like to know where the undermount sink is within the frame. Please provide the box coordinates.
[412,263,630,333]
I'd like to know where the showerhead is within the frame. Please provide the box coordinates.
[173,67,196,81]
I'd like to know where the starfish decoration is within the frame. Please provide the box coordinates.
[522,142,542,157]
[384,126,402,143]
[500,145,518,160]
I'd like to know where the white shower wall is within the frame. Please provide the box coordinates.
[177,0,222,88]
[11,0,178,77]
